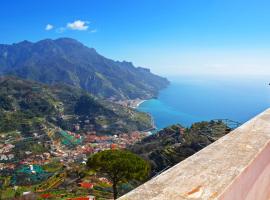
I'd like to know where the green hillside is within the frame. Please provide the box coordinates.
[129,121,232,175]
[0,76,152,135]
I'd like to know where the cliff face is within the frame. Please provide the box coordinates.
[129,121,231,175]
[0,38,169,100]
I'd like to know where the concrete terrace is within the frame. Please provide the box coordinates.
[119,108,270,200]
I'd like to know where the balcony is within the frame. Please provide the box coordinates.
[119,109,270,200]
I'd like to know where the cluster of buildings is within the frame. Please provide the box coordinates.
[0,126,148,188]
[0,129,148,170]
[19,152,51,165]
[49,130,148,164]
[114,99,144,109]
[0,143,15,162]
[84,131,148,151]
[0,127,149,200]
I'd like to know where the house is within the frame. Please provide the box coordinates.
[79,182,94,189]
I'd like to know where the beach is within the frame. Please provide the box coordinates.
[134,100,146,108]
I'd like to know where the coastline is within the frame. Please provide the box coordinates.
[113,99,147,109]
[134,100,146,108]
[135,99,157,133]
[115,98,157,132]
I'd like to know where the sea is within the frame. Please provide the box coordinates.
[137,75,270,130]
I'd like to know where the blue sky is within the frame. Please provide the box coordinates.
[1,0,270,76]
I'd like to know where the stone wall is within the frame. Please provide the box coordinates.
[119,109,270,200]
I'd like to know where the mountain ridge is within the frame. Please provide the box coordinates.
[0,38,169,100]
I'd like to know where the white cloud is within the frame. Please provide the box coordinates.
[45,24,54,31]
[66,20,89,31]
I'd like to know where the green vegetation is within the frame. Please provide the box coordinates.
[129,121,231,175]
[0,77,153,199]
[87,150,150,199]
[75,95,110,116]
[0,76,153,135]
[42,160,63,173]
[0,121,233,199]
[0,38,169,100]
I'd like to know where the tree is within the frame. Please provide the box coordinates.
[74,95,101,115]
[87,149,150,199]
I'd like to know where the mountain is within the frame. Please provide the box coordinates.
[0,38,169,100]
[129,121,231,176]
[0,76,152,136]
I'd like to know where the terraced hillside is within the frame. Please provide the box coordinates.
[0,76,152,136]
[129,121,232,175]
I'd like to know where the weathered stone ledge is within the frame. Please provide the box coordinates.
[119,109,270,200]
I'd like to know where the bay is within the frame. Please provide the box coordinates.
[137,76,270,129]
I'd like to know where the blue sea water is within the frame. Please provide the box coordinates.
[137,76,270,129]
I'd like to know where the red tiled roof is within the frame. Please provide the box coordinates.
[79,182,94,189]
[40,193,52,198]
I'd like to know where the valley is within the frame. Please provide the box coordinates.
[0,39,237,200]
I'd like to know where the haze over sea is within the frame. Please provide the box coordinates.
[137,75,270,130]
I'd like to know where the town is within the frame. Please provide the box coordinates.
[0,123,150,199]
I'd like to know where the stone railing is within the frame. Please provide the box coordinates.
[119,109,270,200]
